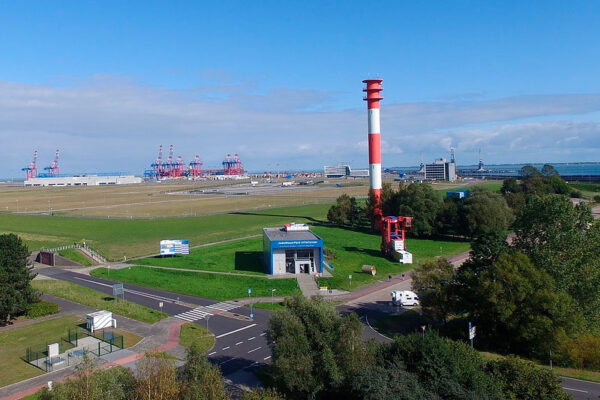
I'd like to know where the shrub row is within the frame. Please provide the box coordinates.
[26,301,59,318]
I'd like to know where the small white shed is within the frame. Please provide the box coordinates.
[86,310,116,332]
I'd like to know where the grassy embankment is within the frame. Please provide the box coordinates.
[58,248,93,266]
[179,323,215,352]
[113,225,469,293]
[32,280,168,323]
[0,203,331,259]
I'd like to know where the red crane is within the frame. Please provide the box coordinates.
[22,150,38,180]
[381,216,412,257]
[43,149,60,177]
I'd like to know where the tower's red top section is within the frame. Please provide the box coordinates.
[363,78,383,109]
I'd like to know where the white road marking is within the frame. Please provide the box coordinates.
[208,351,217,356]
[222,346,230,350]
[207,301,240,312]
[235,341,243,346]
[174,308,213,322]
[260,332,266,336]
[247,347,261,353]
[263,356,271,360]
[563,387,588,393]
[216,324,257,338]
[248,337,256,341]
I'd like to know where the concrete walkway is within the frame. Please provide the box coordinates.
[296,274,320,297]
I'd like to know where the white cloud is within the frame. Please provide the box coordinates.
[1,77,599,176]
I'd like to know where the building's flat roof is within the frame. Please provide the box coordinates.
[263,227,321,241]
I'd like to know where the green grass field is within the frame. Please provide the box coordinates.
[91,267,301,300]
[32,280,168,323]
[0,314,83,387]
[0,203,330,260]
[127,225,470,293]
[58,248,93,266]
[134,237,265,275]
[311,226,470,291]
[179,323,215,353]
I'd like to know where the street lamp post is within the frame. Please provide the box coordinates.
[248,288,253,318]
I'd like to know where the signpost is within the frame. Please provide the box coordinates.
[248,288,253,319]
[112,283,124,301]
[468,322,476,348]
[159,302,163,312]
[160,239,190,256]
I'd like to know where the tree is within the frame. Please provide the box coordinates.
[520,165,541,178]
[180,343,229,400]
[0,234,37,323]
[135,353,180,400]
[541,164,559,177]
[462,188,513,237]
[267,295,375,399]
[457,251,581,356]
[385,332,503,399]
[327,194,361,226]
[350,361,438,400]
[394,183,442,237]
[411,258,455,322]
[513,195,600,330]
[242,388,285,400]
[486,357,570,400]
[500,177,520,195]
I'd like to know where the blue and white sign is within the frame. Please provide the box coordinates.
[160,239,190,256]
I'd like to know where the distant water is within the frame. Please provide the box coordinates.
[393,162,600,177]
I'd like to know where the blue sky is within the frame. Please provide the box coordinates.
[1,1,599,176]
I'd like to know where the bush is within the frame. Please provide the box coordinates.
[486,357,570,400]
[26,301,59,318]
[570,190,582,198]
[594,195,600,203]
[555,333,600,370]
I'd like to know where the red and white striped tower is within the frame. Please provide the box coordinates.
[363,78,384,229]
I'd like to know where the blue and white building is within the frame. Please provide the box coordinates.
[263,224,323,275]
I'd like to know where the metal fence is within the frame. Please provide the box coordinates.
[64,326,124,351]
[41,242,107,264]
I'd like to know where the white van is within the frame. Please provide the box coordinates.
[391,290,420,307]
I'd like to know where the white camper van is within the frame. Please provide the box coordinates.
[391,290,420,307]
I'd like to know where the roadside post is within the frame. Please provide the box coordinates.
[248,288,253,319]
[348,274,352,289]
[421,325,426,339]
[159,301,163,313]
[271,288,276,305]
[468,322,476,348]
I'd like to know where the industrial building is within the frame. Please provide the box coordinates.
[425,158,457,182]
[263,223,323,275]
[323,164,369,178]
[24,175,142,187]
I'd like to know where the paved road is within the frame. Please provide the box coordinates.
[36,267,272,385]
[37,267,600,397]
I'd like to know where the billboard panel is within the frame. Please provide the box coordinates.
[160,239,190,256]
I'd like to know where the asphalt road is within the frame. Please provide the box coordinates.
[36,267,272,384]
[37,267,600,397]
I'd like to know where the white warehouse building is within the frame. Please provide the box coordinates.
[24,175,142,187]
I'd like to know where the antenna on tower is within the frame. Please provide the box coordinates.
[450,147,455,164]
[477,148,485,171]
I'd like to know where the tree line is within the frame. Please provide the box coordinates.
[264,295,569,400]
[412,169,600,369]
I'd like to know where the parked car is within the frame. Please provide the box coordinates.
[391,290,420,306]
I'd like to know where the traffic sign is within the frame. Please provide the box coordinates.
[248,288,252,295]
[469,326,476,340]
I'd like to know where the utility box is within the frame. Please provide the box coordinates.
[86,310,116,333]
[393,250,413,264]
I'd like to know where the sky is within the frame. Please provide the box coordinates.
[1,1,599,176]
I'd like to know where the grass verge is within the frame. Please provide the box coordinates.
[249,302,286,311]
[0,315,83,387]
[32,280,168,324]
[58,248,93,266]
[91,266,301,301]
[179,323,215,353]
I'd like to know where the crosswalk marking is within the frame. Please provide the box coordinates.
[174,307,213,322]
[207,301,240,312]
